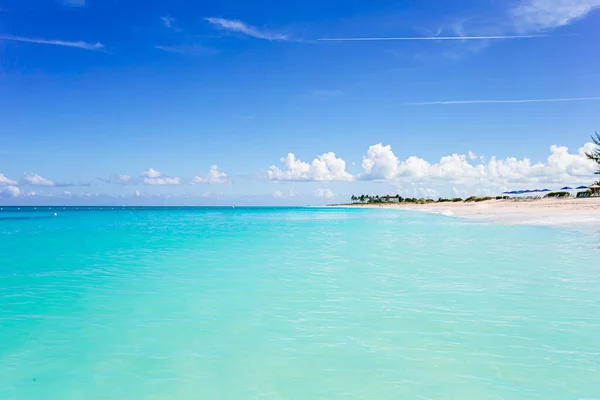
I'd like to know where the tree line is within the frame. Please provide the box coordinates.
[349,194,510,204]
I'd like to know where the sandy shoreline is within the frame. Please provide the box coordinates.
[330,198,600,227]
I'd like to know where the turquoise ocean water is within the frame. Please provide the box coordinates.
[1,207,599,399]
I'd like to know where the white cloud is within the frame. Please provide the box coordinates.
[360,143,401,180]
[0,186,21,198]
[273,190,284,197]
[22,173,55,187]
[191,165,229,184]
[116,174,131,185]
[205,17,289,41]
[135,190,142,197]
[268,152,354,181]
[416,187,439,199]
[0,35,103,50]
[314,188,335,198]
[142,168,181,185]
[511,0,600,32]
[358,142,597,187]
[0,173,18,186]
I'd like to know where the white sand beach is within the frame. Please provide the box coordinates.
[333,198,600,227]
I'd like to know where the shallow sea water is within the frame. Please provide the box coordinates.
[1,207,599,399]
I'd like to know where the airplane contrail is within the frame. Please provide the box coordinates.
[407,97,600,105]
[318,35,547,41]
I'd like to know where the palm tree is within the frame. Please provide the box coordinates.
[585,132,600,175]
[350,195,357,203]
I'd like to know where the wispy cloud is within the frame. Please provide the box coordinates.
[407,97,600,105]
[160,16,182,32]
[161,16,175,29]
[19,173,87,187]
[318,34,547,41]
[511,0,600,32]
[0,35,104,50]
[155,44,218,56]
[61,0,86,7]
[205,17,289,41]
[0,173,18,186]
[98,174,133,185]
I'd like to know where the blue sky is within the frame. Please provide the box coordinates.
[1,0,599,205]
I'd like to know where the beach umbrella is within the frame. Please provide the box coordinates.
[541,189,551,192]
[560,186,573,190]
[576,186,588,189]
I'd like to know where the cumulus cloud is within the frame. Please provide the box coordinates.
[268,152,354,181]
[142,168,181,185]
[358,142,597,187]
[205,17,289,41]
[314,188,335,198]
[0,173,18,186]
[416,187,440,199]
[511,0,600,32]
[360,143,401,180]
[191,165,229,184]
[0,185,21,198]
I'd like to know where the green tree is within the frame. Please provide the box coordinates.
[585,132,600,175]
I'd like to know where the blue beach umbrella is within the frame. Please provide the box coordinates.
[561,186,573,190]
[541,189,551,192]
[576,186,588,189]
